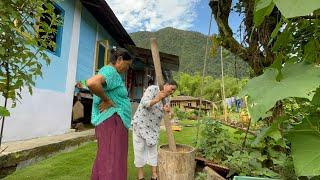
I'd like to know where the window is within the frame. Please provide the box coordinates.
[38,3,64,56]
[171,102,177,107]
[95,40,110,72]
[188,102,192,107]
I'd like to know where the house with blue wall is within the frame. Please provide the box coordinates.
[2,0,179,142]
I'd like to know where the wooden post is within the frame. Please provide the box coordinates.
[150,38,177,152]
[220,46,228,122]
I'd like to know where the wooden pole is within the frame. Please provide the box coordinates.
[220,46,227,122]
[196,13,213,146]
[150,38,177,151]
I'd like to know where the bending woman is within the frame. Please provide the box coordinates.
[132,80,177,180]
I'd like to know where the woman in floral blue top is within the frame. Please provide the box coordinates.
[86,47,132,180]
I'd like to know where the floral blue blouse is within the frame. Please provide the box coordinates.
[132,85,169,146]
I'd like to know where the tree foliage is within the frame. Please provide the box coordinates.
[210,0,319,75]
[198,119,295,179]
[0,0,62,116]
[210,0,320,177]
[173,72,247,102]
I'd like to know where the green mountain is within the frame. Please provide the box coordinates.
[130,27,250,78]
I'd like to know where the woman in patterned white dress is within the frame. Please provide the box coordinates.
[132,80,177,180]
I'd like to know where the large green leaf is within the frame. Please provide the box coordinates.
[240,63,320,122]
[273,0,320,18]
[304,39,320,64]
[289,115,320,176]
[268,20,284,45]
[0,106,10,117]
[254,0,275,27]
[272,26,292,52]
[252,115,287,145]
[311,87,320,106]
[0,46,5,55]
[256,0,272,11]
[270,54,284,81]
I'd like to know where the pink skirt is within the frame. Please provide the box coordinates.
[91,114,128,180]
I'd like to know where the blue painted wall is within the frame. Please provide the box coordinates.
[75,8,119,81]
[97,24,118,45]
[36,0,75,92]
[35,1,122,91]
[75,7,96,81]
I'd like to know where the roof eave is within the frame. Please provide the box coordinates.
[81,0,135,47]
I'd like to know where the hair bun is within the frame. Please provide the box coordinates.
[109,47,132,64]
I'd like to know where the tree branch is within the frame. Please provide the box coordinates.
[209,0,279,75]
[209,0,248,62]
[0,62,10,148]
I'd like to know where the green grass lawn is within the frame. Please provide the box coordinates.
[5,123,198,180]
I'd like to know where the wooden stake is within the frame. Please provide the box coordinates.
[220,46,227,122]
[150,38,177,152]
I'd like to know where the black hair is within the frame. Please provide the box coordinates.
[165,79,178,87]
[110,47,133,64]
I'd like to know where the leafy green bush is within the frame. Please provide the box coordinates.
[173,72,248,102]
[195,172,207,180]
[197,118,297,179]
[197,120,239,163]
[173,107,188,120]
[225,150,279,177]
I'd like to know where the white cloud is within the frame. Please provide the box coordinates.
[105,0,200,32]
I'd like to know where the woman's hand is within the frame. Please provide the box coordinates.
[155,91,167,102]
[99,99,114,112]
[149,90,169,107]
[162,104,171,113]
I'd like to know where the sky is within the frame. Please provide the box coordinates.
[105,0,243,37]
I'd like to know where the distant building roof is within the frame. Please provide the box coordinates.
[171,96,198,101]
[171,96,218,109]
[171,96,212,103]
